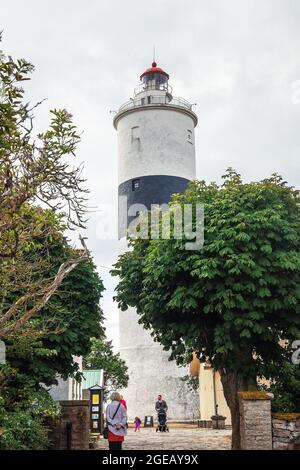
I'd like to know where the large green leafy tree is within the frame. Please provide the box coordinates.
[0,207,105,449]
[84,338,129,398]
[0,35,104,449]
[4,209,105,388]
[113,170,300,449]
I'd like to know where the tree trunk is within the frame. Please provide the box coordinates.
[219,368,256,450]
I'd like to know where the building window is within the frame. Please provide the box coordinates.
[131,126,140,140]
[132,179,140,191]
[141,98,145,105]
[131,126,141,151]
[187,129,193,143]
[147,96,151,104]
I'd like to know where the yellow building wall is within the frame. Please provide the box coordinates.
[190,354,231,425]
[198,363,231,425]
[214,371,231,425]
[199,364,215,420]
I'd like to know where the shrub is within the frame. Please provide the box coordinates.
[0,406,48,450]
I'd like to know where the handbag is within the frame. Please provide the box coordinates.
[103,403,121,439]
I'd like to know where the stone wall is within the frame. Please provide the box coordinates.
[238,391,273,450]
[272,413,300,450]
[48,400,90,450]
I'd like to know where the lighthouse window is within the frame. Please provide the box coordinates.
[132,179,140,191]
[187,129,193,143]
[131,126,140,140]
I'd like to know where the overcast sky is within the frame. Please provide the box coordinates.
[1,0,300,347]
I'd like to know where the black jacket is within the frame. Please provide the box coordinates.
[155,399,168,412]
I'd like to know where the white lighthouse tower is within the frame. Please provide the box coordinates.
[113,61,199,420]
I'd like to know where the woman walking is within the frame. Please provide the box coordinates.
[106,392,128,451]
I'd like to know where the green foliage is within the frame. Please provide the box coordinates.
[6,235,105,387]
[113,169,300,386]
[180,374,199,392]
[0,408,48,450]
[30,389,61,418]
[0,388,58,450]
[0,34,89,341]
[0,34,87,232]
[0,35,104,449]
[260,360,300,413]
[38,255,105,385]
[0,364,36,410]
[84,338,129,397]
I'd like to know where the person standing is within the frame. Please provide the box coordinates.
[155,394,168,431]
[155,394,168,413]
[106,392,127,451]
[120,394,127,411]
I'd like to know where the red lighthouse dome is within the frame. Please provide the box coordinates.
[140,62,169,80]
[140,62,169,91]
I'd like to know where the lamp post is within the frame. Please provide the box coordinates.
[211,404,226,430]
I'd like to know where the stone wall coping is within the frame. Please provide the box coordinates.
[59,400,90,407]
[238,391,272,401]
[272,413,300,421]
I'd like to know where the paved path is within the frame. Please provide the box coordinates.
[97,427,231,450]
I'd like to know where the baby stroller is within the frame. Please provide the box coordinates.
[156,409,169,432]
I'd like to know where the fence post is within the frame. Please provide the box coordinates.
[238,391,273,450]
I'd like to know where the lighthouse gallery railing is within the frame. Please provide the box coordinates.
[118,95,195,113]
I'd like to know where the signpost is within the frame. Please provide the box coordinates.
[144,415,154,427]
[89,385,104,434]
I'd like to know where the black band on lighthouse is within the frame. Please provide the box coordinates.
[118,174,190,239]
